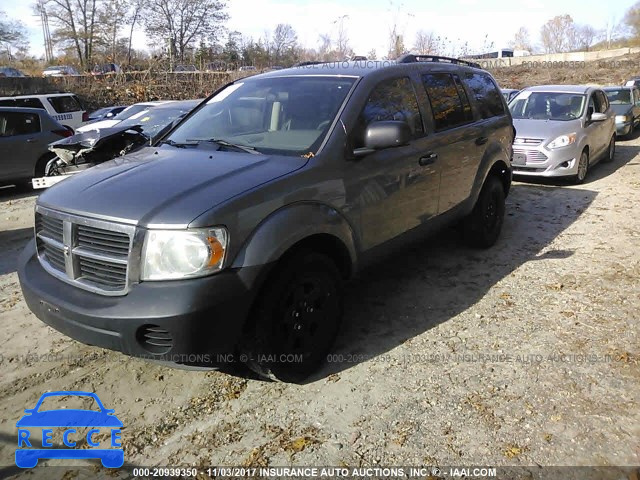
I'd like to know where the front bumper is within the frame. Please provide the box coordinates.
[511,143,580,178]
[615,122,633,136]
[18,239,269,366]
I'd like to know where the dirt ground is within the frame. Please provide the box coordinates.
[0,132,639,480]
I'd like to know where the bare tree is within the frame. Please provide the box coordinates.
[569,24,598,51]
[510,26,532,52]
[334,17,352,58]
[413,30,445,55]
[272,24,297,62]
[625,2,640,39]
[96,0,128,61]
[0,11,29,60]
[45,0,101,67]
[144,0,228,61]
[125,0,147,65]
[602,16,626,49]
[540,14,575,53]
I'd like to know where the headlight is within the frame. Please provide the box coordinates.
[615,115,630,123]
[548,133,577,149]
[141,227,228,280]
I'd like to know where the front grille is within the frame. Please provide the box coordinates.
[35,207,135,296]
[513,147,548,163]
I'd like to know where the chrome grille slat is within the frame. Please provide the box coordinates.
[513,147,548,163]
[35,208,134,296]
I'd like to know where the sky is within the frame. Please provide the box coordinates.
[0,0,636,59]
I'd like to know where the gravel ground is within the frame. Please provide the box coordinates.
[0,133,638,480]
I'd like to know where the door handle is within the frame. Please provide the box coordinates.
[475,136,488,146]
[419,153,438,166]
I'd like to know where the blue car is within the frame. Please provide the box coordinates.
[16,391,123,468]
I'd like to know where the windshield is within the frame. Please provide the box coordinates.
[118,105,195,138]
[509,92,586,121]
[605,89,632,104]
[166,76,356,156]
[113,104,158,121]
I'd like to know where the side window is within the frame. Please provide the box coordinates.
[422,73,473,131]
[595,91,608,112]
[0,112,41,136]
[463,72,505,119]
[15,98,45,109]
[47,95,82,113]
[0,99,16,107]
[358,77,424,143]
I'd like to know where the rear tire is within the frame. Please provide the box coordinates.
[462,175,506,249]
[241,250,343,383]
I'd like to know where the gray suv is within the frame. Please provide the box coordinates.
[18,55,514,382]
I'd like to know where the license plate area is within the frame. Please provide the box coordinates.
[512,153,526,165]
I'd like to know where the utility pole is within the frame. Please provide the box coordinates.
[36,0,54,63]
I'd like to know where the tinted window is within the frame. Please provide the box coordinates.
[15,98,45,109]
[0,112,41,136]
[422,73,473,131]
[47,95,82,113]
[359,77,424,139]
[0,99,15,107]
[605,89,631,105]
[463,72,505,119]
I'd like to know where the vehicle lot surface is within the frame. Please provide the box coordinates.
[0,135,639,479]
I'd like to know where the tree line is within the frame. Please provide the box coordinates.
[4,1,640,72]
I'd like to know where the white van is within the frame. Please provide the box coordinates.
[0,93,87,131]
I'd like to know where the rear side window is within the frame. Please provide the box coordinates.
[422,73,473,131]
[360,77,424,138]
[47,95,82,113]
[0,112,41,136]
[0,99,16,107]
[463,72,505,119]
[15,98,45,109]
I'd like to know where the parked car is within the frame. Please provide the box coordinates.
[42,65,80,77]
[85,106,127,123]
[0,93,88,130]
[91,63,122,75]
[603,86,640,137]
[18,55,513,382]
[76,101,175,132]
[509,85,616,184]
[33,100,200,189]
[0,66,26,77]
[173,64,198,72]
[0,107,73,188]
[624,77,640,87]
[501,88,519,103]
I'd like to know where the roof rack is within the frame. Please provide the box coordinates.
[396,54,482,69]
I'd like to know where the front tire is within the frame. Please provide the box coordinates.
[574,149,589,184]
[241,251,343,382]
[462,175,506,249]
[602,135,615,163]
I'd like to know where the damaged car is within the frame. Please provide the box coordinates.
[32,100,201,189]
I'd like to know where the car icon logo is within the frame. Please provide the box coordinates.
[15,391,124,468]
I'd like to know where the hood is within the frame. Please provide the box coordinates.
[512,118,582,141]
[610,104,633,116]
[49,125,147,164]
[77,118,121,133]
[38,146,308,227]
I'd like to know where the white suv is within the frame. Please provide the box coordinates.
[0,93,88,131]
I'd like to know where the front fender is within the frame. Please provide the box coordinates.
[230,202,359,271]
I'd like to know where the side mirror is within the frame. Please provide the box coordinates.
[354,121,411,157]
[590,112,607,122]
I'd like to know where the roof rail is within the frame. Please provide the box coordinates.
[396,54,482,69]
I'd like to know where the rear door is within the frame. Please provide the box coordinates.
[0,111,42,181]
[46,95,85,129]
[420,71,481,213]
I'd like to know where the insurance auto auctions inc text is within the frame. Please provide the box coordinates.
[210,466,497,478]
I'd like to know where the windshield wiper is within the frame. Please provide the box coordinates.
[159,139,198,148]
[192,138,262,155]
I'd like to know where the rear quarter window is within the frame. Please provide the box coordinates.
[47,95,82,113]
[463,72,505,119]
[15,98,45,109]
[0,112,41,136]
